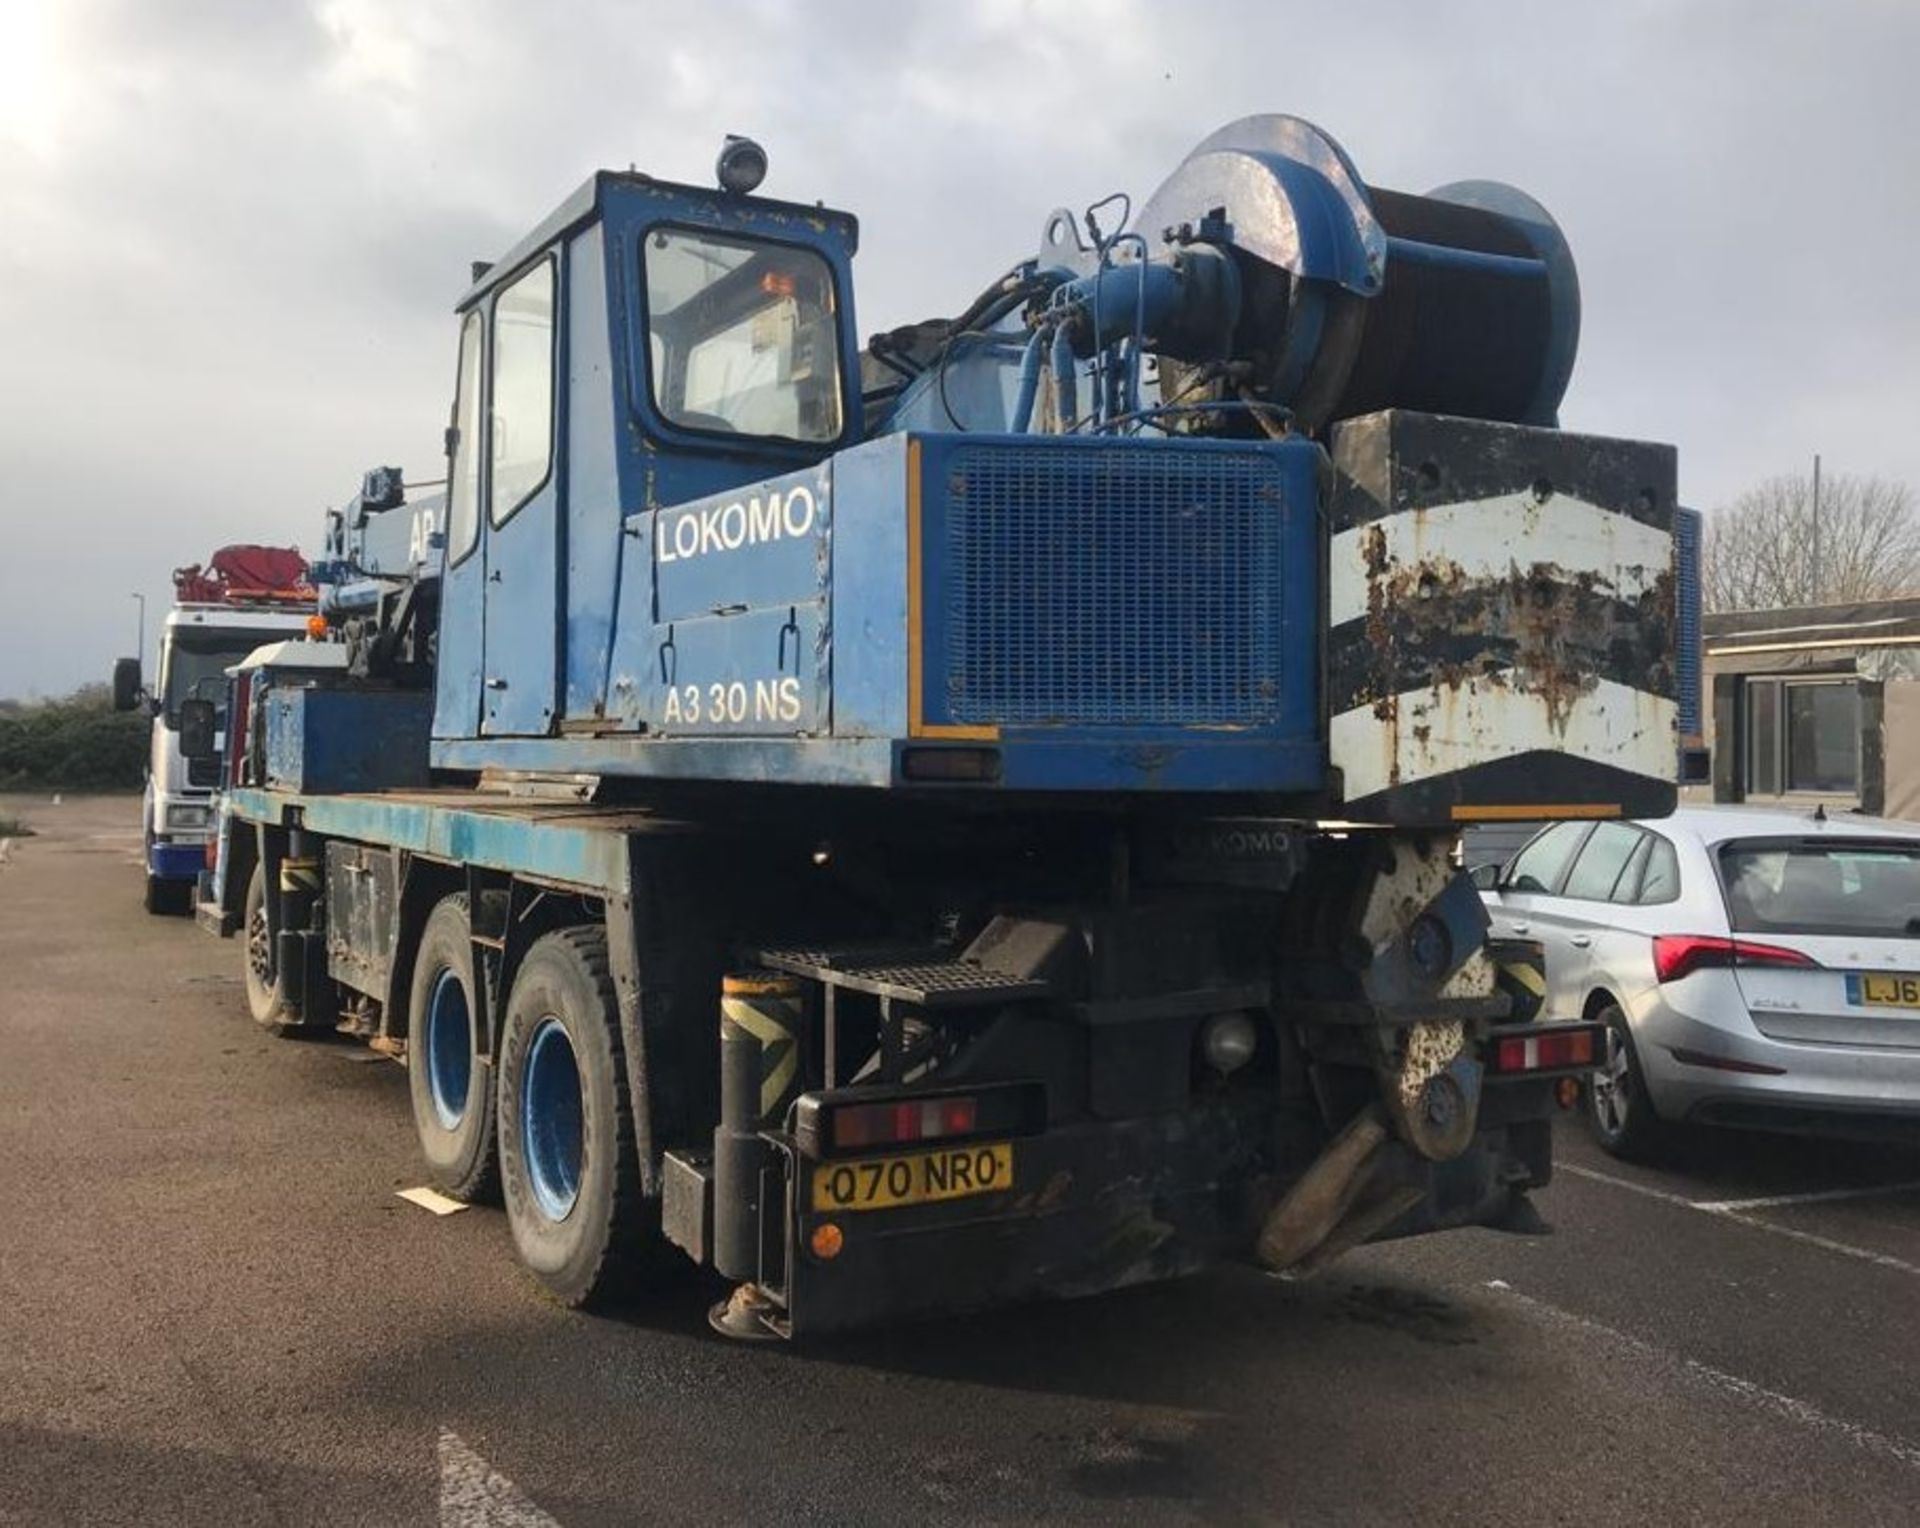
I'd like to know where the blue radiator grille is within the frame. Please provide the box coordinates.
[938,444,1289,727]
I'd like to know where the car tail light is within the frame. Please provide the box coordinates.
[831,1096,980,1151]
[1488,1025,1598,1074]
[1652,934,1818,984]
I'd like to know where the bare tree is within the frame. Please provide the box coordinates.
[1703,471,1920,612]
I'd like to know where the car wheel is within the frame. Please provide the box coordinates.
[1585,1005,1670,1162]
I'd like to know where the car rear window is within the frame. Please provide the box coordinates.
[1718,839,1920,937]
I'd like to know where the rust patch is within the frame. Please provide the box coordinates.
[1356,550,1667,739]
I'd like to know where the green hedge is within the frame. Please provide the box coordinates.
[0,686,149,791]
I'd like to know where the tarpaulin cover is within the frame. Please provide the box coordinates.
[173,545,311,603]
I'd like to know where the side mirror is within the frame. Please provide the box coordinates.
[112,657,143,713]
[178,698,218,761]
[1468,862,1503,893]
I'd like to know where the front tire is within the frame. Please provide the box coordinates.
[406,895,498,1202]
[1586,1005,1671,1163]
[242,862,295,1034]
[144,873,188,916]
[496,926,652,1307]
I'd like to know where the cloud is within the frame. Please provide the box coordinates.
[2,0,1918,695]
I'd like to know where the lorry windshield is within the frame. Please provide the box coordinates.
[160,632,278,726]
[644,227,842,444]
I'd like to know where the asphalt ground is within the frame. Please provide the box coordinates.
[4,794,1920,1526]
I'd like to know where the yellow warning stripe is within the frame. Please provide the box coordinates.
[1499,961,1547,998]
[721,995,800,1115]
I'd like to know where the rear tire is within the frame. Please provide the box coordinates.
[406,895,498,1202]
[242,862,295,1034]
[497,925,654,1307]
[1585,1005,1671,1163]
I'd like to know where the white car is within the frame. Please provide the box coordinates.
[1478,806,1920,1160]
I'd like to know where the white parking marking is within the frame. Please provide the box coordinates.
[1561,1162,1920,1278]
[1560,1162,1697,1207]
[1486,1284,1920,1471]
[1694,1181,1920,1213]
[439,1430,560,1526]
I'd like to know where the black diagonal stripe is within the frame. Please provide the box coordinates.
[1326,411,1678,535]
[1327,577,1678,717]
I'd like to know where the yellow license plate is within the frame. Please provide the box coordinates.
[810,1142,1014,1213]
[1855,973,1920,1008]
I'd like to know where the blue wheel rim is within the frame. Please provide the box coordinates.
[521,1018,583,1220]
[425,968,472,1130]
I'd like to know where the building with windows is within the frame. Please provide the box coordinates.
[1702,597,1920,818]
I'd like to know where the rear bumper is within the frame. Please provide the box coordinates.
[776,1096,1550,1337]
[1634,990,1920,1127]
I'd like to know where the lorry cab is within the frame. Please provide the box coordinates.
[117,551,315,913]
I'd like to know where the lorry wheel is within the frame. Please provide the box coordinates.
[1585,1005,1671,1163]
[242,862,295,1034]
[144,873,187,916]
[497,926,651,1307]
[406,895,498,1202]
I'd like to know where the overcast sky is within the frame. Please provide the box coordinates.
[2,0,1916,697]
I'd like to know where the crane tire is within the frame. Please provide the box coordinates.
[406,894,499,1203]
[497,925,657,1307]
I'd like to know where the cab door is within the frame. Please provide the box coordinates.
[432,310,487,741]
[480,256,561,736]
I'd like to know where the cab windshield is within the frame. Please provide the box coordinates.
[160,632,279,727]
[643,227,842,444]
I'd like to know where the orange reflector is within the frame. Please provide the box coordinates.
[809,1222,844,1260]
[306,614,328,639]
[1555,1076,1581,1109]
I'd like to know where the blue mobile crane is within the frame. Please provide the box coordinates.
[193,117,1692,1338]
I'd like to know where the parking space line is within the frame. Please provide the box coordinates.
[1560,1162,1920,1279]
[1559,1162,1699,1208]
[1486,1284,1920,1471]
[1694,1181,1920,1213]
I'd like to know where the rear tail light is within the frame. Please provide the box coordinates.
[795,1082,1047,1159]
[1487,1025,1598,1074]
[831,1096,980,1151]
[1652,934,1818,984]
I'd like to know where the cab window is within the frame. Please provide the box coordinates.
[1505,822,1589,894]
[490,260,556,525]
[644,227,842,444]
[447,312,483,562]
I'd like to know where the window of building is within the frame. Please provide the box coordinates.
[490,260,556,525]
[1745,677,1859,796]
[644,227,842,444]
